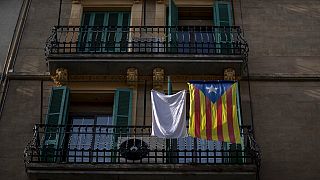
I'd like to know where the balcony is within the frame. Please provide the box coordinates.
[24,124,260,178]
[45,26,248,76]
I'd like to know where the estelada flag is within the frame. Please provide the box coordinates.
[188,81,241,144]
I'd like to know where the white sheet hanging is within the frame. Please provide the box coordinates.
[151,90,187,138]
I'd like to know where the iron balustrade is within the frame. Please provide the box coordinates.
[24,124,260,166]
[45,26,248,57]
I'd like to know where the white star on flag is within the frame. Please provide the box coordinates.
[206,85,218,94]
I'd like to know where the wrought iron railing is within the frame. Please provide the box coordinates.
[24,124,260,166]
[45,26,248,57]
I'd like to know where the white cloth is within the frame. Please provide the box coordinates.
[151,90,187,138]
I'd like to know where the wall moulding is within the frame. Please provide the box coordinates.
[127,68,138,87]
[72,0,81,4]
[224,68,236,81]
[80,0,134,7]
[69,75,127,82]
[157,0,165,4]
[174,0,213,7]
[51,68,68,87]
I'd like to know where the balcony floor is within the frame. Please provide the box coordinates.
[47,53,244,76]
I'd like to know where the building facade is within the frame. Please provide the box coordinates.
[0,0,319,180]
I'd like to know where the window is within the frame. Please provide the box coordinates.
[42,87,133,163]
[67,116,114,163]
[167,0,234,54]
[79,11,130,52]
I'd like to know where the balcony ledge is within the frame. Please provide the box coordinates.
[26,163,257,175]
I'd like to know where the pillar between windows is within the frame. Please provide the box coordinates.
[153,68,164,91]
[155,0,166,26]
[131,0,143,26]
[127,68,138,126]
[69,1,83,26]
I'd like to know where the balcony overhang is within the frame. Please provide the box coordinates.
[47,54,245,76]
[26,163,257,180]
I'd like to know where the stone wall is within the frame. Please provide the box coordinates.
[239,0,320,75]
[14,0,71,74]
[0,0,23,73]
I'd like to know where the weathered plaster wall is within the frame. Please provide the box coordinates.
[14,0,72,74]
[0,0,23,73]
[239,0,320,75]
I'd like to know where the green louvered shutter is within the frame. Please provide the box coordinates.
[112,89,132,162]
[214,1,233,54]
[42,86,69,162]
[168,0,178,53]
[168,0,178,27]
[113,89,132,128]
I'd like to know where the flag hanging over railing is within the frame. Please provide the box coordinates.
[188,81,241,144]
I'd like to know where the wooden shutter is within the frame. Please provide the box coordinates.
[213,1,233,54]
[42,86,69,162]
[111,89,132,162]
[113,89,132,128]
[214,1,233,26]
[168,0,178,52]
[168,0,178,26]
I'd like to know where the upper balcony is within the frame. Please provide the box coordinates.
[45,26,248,76]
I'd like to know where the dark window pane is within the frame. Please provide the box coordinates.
[82,13,91,26]
[105,13,118,51]
[108,13,118,26]
[120,13,129,52]
[94,13,105,26]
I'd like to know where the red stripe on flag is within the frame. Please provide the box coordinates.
[226,88,236,143]
[217,98,223,141]
[205,97,212,140]
[194,88,201,137]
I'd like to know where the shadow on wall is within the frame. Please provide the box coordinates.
[305,89,320,100]
[16,87,35,97]
[284,4,320,18]
[296,59,320,74]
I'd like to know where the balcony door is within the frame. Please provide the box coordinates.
[79,12,130,52]
[167,1,234,54]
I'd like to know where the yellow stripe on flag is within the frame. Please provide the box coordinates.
[199,91,207,139]
[221,92,230,142]
[188,83,195,137]
[211,102,218,141]
[232,83,241,144]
